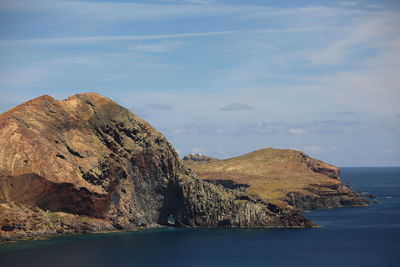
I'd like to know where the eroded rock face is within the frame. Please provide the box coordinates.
[286,184,367,209]
[175,173,311,228]
[0,93,313,242]
[0,202,114,242]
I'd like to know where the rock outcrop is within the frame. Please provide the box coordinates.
[182,153,217,162]
[183,149,367,209]
[0,93,313,243]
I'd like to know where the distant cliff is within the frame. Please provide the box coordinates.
[182,153,217,162]
[183,148,367,209]
[0,93,313,243]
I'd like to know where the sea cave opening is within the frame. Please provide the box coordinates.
[167,214,176,226]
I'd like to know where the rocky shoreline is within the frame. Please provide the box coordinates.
[286,188,368,210]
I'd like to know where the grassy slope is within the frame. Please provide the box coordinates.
[183,148,341,206]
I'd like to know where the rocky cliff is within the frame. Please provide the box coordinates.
[183,148,367,209]
[0,94,313,242]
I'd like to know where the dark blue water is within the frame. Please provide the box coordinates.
[1,167,399,267]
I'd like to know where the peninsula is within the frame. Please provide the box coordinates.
[183,150,367,209]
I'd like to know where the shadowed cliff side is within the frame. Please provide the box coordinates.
[0,93,313,242]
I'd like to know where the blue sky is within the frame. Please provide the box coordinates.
[0,0,399,166]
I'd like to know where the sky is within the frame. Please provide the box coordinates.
[0,0,399,166]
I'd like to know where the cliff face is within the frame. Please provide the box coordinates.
[183,148,366,209]
[0,94,313,242]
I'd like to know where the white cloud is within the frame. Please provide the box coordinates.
[313,46,400,114]
[288,128,307,135]
[383,148,393,154]
[309,42,349,66]
[252,26,341,34]
[220,103,254,111]
[0,56,101,89]
[130,41,184,53]
[0,26,340,48]
[235,120,397,136]
[146,103,174,110]
[303,146,324,153]
[303,145,337,154]
[0,1,268,22]
[309,11,400,66]
[212,8,400,116]
[0,67,49,86]
[190,148,212,154]
[167,122,226,136]
[162,0,215,4]
[0,0,366,28]
[340,1,358,7]
[171,129,185,134]
[54,56,101,65]
[0,31,235,47]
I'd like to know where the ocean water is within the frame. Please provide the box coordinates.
[1,167,399,267]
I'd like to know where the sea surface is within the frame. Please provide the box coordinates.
[1,167,399,267]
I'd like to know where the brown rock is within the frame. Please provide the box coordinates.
[0,93,314,242]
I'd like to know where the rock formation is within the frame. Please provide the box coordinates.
[0,93,313,243]
[183,148,367,209]
[182,153,217,162]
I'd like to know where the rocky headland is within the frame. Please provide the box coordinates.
[182,153,218,162]
[183,148,367,209]
[0,93,314,243]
